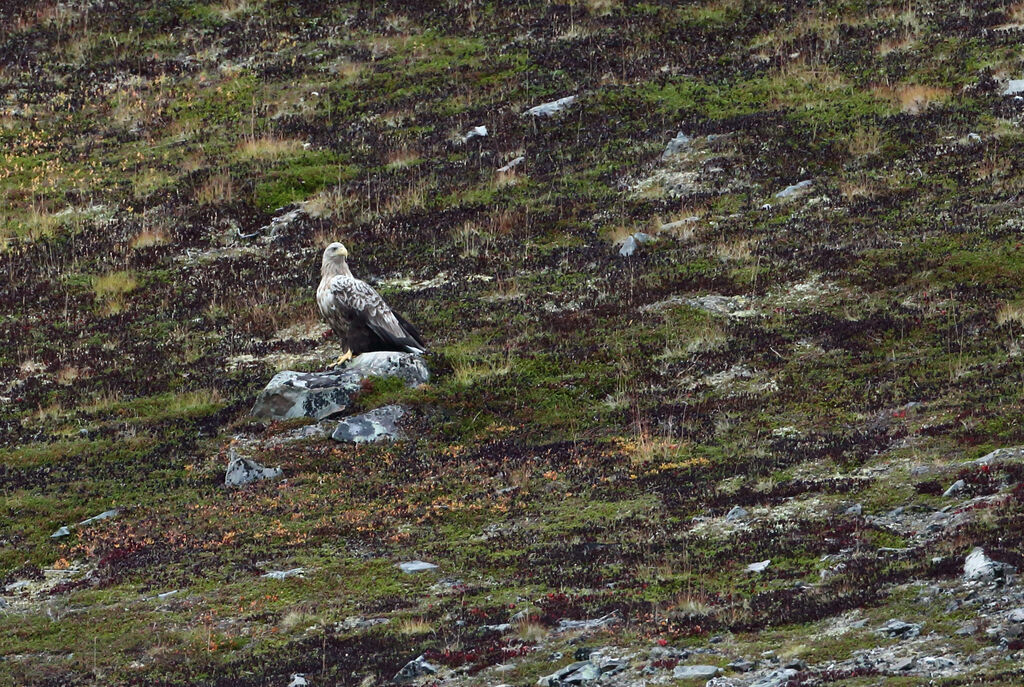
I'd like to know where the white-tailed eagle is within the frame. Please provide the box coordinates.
[317,242,427,365]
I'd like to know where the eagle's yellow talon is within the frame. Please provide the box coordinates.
[333,349,353,367]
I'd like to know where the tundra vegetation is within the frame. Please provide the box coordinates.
[2,1,1024,685]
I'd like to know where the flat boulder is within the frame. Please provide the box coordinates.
[251,352,428,421]
[332,405,406,443]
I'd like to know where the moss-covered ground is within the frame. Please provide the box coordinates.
[3,0,1024,684]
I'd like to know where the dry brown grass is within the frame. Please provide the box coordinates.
[130,227,170,249]
[385,146,422,169]
[872,83,950,114]
[997,301,1024,326]
[195,173,234,205]
[236,135,304,159]
[717,238,754,262]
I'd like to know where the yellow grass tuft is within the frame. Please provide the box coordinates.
[236,135,304,159]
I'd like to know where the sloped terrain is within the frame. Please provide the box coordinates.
[3,1,1024,685]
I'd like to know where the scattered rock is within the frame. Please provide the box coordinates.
[225,451,283,488]
[725,505,749,522]
[844,503,863,516]
[748,668,798,687]
[394,655,438,683]
[556,612,620,632]
[463,125,487,141]
[662,131,693,158]
[673,664,721,679]
[525,95,577,117]
[498,156,525,173]
[728,659,755,672]
[538,661,590,686]
[617,232,655,257]
[562,662,601,683]
[1007,608,1024,623]
[955,622,976,636]
[261,568,305,580]
[332,405,406,443]
[398,560,439,574]
[50,509,121,539]
[974,446,1024,467]
[964,547,1015,583]
[685,294,757,318]
[893,657,915,671]
[288,675,309,687]
[1003,79,1024,96]
[877,619,921,639]
[747,559,771,573]
[251,351,428,421]
[942,479,966,497]
[774,179,813,198]
[50,526,71,539]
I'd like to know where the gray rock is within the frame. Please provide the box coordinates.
[498,156,525,173]
[618,232,655,257]
[463,125,487,141]
[964,547,1015,582]
[673,664,720,679]
[893,657,915,671]
[394,655,438,683]
[537,661,590,686]
[728,659,755,672]
[782,659,805,671]
[225,452,283,488]
[562,662,601,683]
[398,560,438,574]
[942,479,966,497]
[556,612,620,632]
[844,503,863,516]
[483,623,513,633]
[747,559,771,573]
[79,509,119,526]
[955,623,976,636]
[749,669,798,687]
[725,505,749,522]
[685,294,756,317]
[50,526,71,539]
[663,131,693,158]
[1004,79,1024,96]
[251,351,428,421]
[332,405,405,443]
[525,95,577,117]
[4,580,31,593]
[775,179,813,198]
[261,568,305,580]
[877,619,921,639]
[288,674,309,687]
[1007,608,1024,623]
[974,446,1024,466]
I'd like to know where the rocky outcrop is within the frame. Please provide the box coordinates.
[251,352,428,421]
[332,404,405,443]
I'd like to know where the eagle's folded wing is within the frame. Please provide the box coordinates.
[329,276,425,353]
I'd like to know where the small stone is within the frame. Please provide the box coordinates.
[525,95,577,117]
[749,668,798,687]
[725,506,749,522]
[774,179,813,198]
[728,659,755,672]
[782,658,805,670]
[964,547,1015,582]
[618,235,638,257]
[844,503,863,515]
[955,623,976,636]
[4,580,32,593]
[225,453,283,488]
[562,662,601,683]
[398,560,439,574]
[288,675,309,687]
[942,479,966,497]
[662,131,693,158]
[497,156,525,173]
[877,619,921,639]
[672,664,721,680]
[331,405,406,443]
[79,509,119,526]
[261,568,305,580]
[1004,79,1024,96]
[463,125,487,141]
[747,559,771,573]
[394,655,438,683]
[1007,608,1024,623]
[967,132,981,141]
[556,612,620,632]
[893,657,915,671]
[50,526,72,539]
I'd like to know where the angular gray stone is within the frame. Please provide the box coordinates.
[726,505,749,522]
[556,612,620,632]
[261,568,305,580]
[1004,79,1024,96]
[251,352,428,421]
[964,547,1015,582]
[225,453,282,488]
[749,669,798,687]
[877,619,921,639]
[394,655,438,683]
[747,559,771,573]
[562,662,601,683]
[398,560,438,574]
[673,664,720,679]
[498,156,525,173]
[538,661,590,686]
[332,405,405,443]
[525,95,577,117]
[775,179,813,198]
[663,131,693,158]
[1007,608,1024,623]
[942,479,966,497]
[618,235,639,257]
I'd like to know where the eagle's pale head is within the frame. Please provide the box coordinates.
[322,242,349,262]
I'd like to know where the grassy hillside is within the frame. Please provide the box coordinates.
[3,0,1024,685]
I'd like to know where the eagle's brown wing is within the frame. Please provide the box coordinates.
[328,275,426,353]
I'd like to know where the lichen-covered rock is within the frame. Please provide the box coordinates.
[332,404,405,443]
[251,352,428,421]
[394,655,438,683]
[225,453,282,488]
